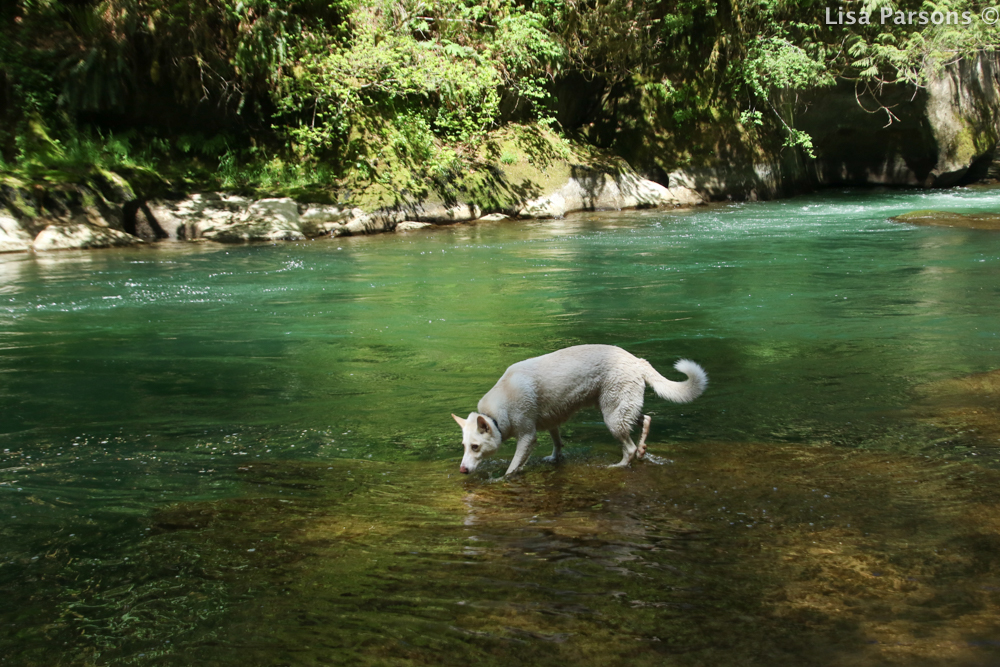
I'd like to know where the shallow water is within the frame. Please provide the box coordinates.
[2,187,1000,665]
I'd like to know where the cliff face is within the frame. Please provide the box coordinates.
[656,53,1000,201]
[796,53,1000,188]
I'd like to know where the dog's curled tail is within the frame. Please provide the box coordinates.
[643,359,708,404]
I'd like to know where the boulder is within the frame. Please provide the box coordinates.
[32,224,142,251]
[147,193,251,240]
[403,202,481,223]
[477,213,510,222]
[395,221,433,232]
[247,198,299,224]
[147,194,305,242]
[667,158,808,202]
[333,208,400,236]
[300,204,350,236]
[0,214,33,253]
[197,214,305,243]
[519,167,704,218]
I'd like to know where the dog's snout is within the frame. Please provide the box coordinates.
[459,465,469,474]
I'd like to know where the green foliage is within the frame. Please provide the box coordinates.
[1,0,997,195]
[494,9,564,115]
[740,36,835,156]
[7,117,164,187]
[744,37,835,97]
[273,0,564,185]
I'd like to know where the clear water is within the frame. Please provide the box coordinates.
[2,187,1000,665]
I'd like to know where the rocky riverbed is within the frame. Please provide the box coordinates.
[890,209,1000,230]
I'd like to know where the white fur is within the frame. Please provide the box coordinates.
[452,344,707,475]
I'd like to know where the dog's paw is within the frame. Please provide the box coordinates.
[541,454,560,464]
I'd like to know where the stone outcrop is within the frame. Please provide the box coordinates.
[517,166,704,218]
[32,223,142,251]
[299,204,352,236]
[0,174,147,251]
[616,55,1000,202]
[666,149,815,202]
[395,221,433,232]
[796,53,1000,188]
[988,141,1000,182]
[0,213,33,253]
[146,194,304,242]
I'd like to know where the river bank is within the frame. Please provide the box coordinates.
[2,49,999,254]
[2,147,998,254]
[0,129,709,252]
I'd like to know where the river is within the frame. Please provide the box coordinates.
[2,186,1000,665]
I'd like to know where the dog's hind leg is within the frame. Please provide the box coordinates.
[542,428,563,463]
[606,405,640,467]
[636,415,652,459]
[602,383,644,468]
[609,436,638,468]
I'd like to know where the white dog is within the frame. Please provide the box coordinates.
[452,344,707,476]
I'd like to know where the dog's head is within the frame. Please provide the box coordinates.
[452,412,501,474]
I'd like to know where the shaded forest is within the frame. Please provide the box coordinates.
[1,0,996,199]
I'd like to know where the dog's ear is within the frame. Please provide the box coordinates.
[451,413,467,429]
[476,415,491,434]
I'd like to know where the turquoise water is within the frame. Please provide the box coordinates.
[2,187,1000,664]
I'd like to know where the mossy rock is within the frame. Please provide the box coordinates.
[890,209,1000,230]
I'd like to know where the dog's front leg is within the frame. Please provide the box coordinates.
[505,432,538,476]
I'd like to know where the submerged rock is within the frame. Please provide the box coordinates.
[915,368,1000,444]
[32,223,142,251]
[890,209,1000,230]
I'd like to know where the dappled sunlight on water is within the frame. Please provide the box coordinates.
[16,442,997,665]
